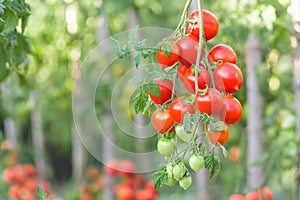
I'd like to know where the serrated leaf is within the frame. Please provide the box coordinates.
[251,153,269,167]
[198,142,206,155]
[135,51,143,68]
[3,8,18,34]
[209,121,226,132]
[37,186,47,200]
[204,154,220,179]
[154,172,168,190]
[133,87,148,113]
[128,75,143,84]
[219,144,228,158]
[147,82,160,96]
[183,112,192,133]
[161,42,171,58]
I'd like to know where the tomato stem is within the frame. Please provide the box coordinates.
[173,0,193,37]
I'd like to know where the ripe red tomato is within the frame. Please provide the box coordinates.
[9,185,20,198]
[245,191,260,200]
[178,64,189,82]
[149,78,174,105]
[213,62,243,93]
[207,122,229,145]
[223,95,242,124]
[261,187,273,200]
[169,97,196,124]
[195,88,224,115]
[180,65,210,93]
[104,159,120,176]
[186,10,219,41]
[229,194,245,200]
[118,160,136,177]
[114,184,135,200]
[208,44,237,64]
[135,189,155,200]
[176,36,200,67]
[156,42,180,69]
[151,109,174,133]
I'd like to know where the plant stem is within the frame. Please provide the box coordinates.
[192,0,205,103]
[173,0,193,36]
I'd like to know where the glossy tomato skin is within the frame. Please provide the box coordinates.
[229,194,245,200]
[195,88,224,115]
[169,97,196,124]
[222,95,242,124]
[213,62,243,93]
[176,36,200,67]
[207,122,229,145]
[186,10,219,41]
[151,109,174,134]
[180,65,210,93]
[149,78,174,105]
[156,43,180,69]
[245,191,260,200]
[208,44,237,64]
[178,64,189,82]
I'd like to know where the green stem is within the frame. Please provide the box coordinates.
[173,0,193,36]
[192,0,205,103]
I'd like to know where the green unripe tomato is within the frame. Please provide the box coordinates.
[166,162,173,177]
[164,176,177,186]
[172,162,186,180]
[157,138,175,157]
[175,125,192,143]
[179,176,192,190]
[189,154,204,172]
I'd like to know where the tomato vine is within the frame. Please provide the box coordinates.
[113,0,243,191]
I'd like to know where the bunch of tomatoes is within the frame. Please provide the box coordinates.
[130,7,243,190]
[3,163,50,200]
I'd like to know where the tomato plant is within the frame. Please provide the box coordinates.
[114,0,244,192]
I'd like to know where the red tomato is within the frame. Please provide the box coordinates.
[9,185,20,198]
[135,189,155,200]
[245,191,260,200]
[195,88,224,115]
[24,164,36,177]
[104,159,120,176]
[176,36,200,67]
[114,184,135,200]
[149,78,174,105]
[186,10,219,41]
[169,97,196,124]
[207,122,229,145]
[229,194,245,200]
[156,42,180,69]
[178,64,189,82]
[24,178,38,191]
[208,44,237,64]
[151,109,174,133]
[222,95,242,124]
[80,192,94,200]
[118,160,136,177]
[261,187,273,200]
[180,65,210,93]
[213,62,243,93]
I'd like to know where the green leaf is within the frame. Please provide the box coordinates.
[3,8,18,34]
[37,186,47,200]
[133,87,149,113]
[208,120,226,132]
[161,42,171,58]
[219,144,228,158]
[154,172,168,190]
[183,112,192,133]
[204,154,220,179]
[251,153,269,167]
[198,142,206,155]
[135,51,143,68]
[147,82,160,96]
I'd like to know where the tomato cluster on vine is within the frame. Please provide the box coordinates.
[129,8,244,190]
